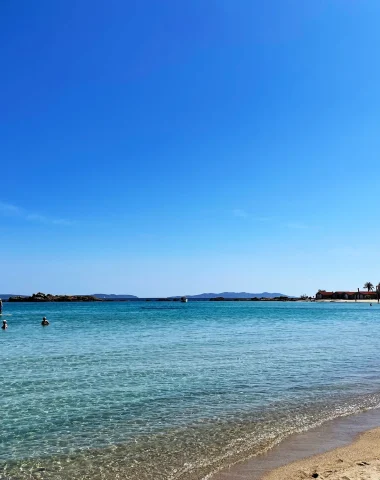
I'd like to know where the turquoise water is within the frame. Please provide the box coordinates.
[2,301,380,479]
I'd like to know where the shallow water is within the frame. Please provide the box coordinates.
[1,301,380,479]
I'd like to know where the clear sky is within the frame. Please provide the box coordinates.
[1,0,380,297]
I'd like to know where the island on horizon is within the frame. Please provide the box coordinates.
[4,291,297,302]
[7,292,102,302]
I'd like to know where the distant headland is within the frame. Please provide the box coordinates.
[182,292,290,299]
[7,292,102,302]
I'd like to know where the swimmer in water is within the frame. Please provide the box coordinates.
[41,317,50,326]
[2,319,7,330]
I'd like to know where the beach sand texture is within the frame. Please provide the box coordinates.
[262,428,380,480]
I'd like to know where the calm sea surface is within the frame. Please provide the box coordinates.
[1,301,380,479]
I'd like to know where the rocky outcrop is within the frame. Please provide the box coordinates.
[8,292,102,302]
[209,296,296,301]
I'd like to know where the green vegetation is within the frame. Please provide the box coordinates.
[364,282,374,292]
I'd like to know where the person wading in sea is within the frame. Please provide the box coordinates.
[2,319,7,330]
[41,317,50,326]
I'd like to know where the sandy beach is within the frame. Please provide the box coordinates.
[316,300,379,303]
[4,302,380,480]
[262,428,380,480]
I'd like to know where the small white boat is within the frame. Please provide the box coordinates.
[180,297,188,303]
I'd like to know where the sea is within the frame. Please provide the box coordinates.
[1,301,380,480]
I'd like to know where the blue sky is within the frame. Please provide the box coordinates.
[1,0,380,296]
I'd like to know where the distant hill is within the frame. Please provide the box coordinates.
[186,292,290,299]
[0,294,26,300]
[93,294,139,299]
[1,292,290,301]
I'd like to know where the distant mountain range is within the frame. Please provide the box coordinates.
[93,293,290,300]
[0,292,290,300]
[176,292,290,299]
[0,294,26,300]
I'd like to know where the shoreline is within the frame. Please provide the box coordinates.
[262,427,380,480]
[211,407,380,480]
[316,299,379,303]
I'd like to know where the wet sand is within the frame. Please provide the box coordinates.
[211,408,380,480]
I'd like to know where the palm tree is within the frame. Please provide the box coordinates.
[364,282,374,292]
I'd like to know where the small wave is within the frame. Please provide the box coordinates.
[3,392,380,480]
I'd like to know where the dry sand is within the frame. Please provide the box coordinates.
[316,300,378,303]
[261,428,380,480]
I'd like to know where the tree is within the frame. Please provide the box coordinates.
[364,282,374,292]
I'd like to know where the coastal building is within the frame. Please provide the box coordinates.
[316,291,334,299]
[316,290,378,300]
